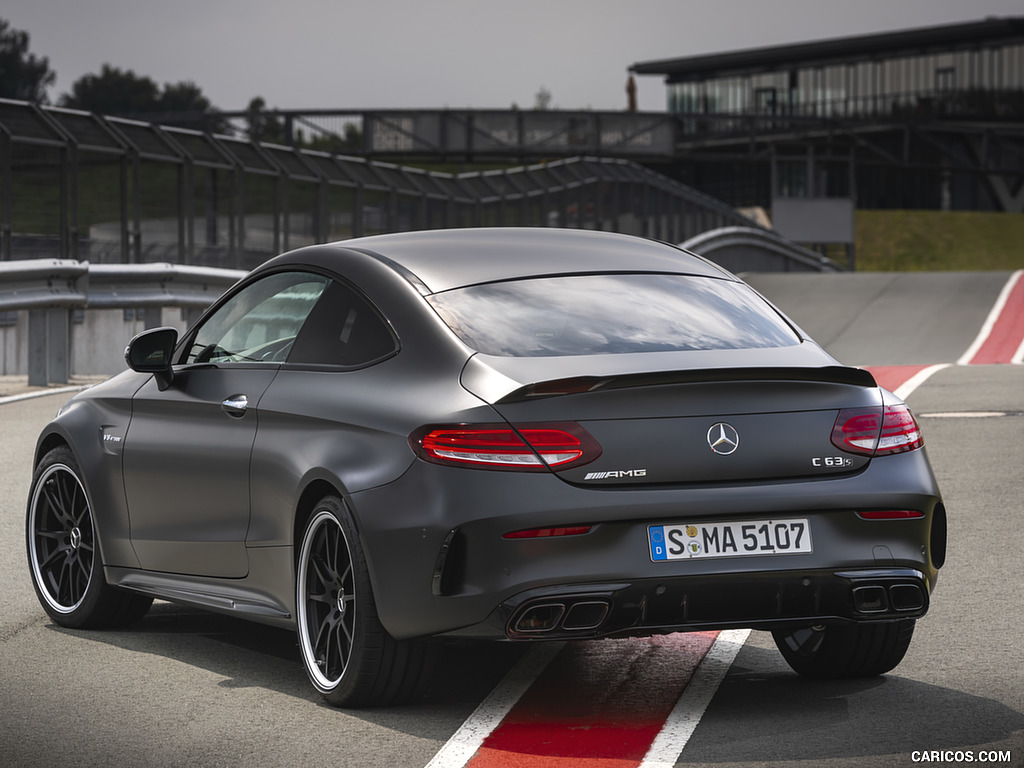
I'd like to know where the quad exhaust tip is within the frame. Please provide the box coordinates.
[852,583,925,614]
[512,599,611,634]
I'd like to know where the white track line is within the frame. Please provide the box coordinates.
[638,628,751,768]
[893,364,951,401]
[427,629,751,768]
[425,641,565,768]
[957,269,1024,366]
[0,385,91,406]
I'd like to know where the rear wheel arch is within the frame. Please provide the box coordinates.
[291,477,385,619]
[293,478,349,559]
[294,491,436,706]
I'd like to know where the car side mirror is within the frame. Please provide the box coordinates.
[125,326,179,391]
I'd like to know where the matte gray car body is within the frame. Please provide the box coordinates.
[28,228,946,705]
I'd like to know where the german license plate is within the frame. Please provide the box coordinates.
[648,519,812,561]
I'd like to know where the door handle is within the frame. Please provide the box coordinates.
[221,394,249,417]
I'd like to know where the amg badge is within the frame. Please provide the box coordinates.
[583,469,647,480]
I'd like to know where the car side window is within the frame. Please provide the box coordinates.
[183,272,330,365]
[287,279,398,367]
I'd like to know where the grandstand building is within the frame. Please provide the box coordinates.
[630,16,1024,212]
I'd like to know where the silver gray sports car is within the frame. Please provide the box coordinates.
[27,228,946,707]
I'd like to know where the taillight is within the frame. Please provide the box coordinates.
[832,404,923,457]
[878,405,924,454]
[411,422,601,471]
[831,408,881,455]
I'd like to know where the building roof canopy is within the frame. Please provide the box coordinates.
[630,16,1024,82]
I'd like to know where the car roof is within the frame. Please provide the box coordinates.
[326,228,733,294]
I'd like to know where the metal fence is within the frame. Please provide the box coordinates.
[4,99,855,383]
[0,98,762,272]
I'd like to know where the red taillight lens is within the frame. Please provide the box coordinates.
[832,404,923,457]
[411,422,601,471]
[418,427,544,468]
[878,405,924,454]
[831,408,881,455]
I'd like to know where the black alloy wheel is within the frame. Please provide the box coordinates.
[297,505,358,693]
[27,446,152,628]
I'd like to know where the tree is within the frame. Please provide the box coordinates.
[158,81,226,133]
[245,96,287,144]
[59,65,225,132]
[59,64,159,115]
[158,81,212,114]
[0,18,56,102]
[300,122,363,154]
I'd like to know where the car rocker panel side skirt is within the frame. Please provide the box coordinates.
[105,542,297,629]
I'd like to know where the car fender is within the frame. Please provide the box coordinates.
[31,379,145,570]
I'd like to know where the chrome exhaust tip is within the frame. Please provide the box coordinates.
[513,603,566,633]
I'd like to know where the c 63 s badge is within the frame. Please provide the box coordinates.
[811,456,854,468]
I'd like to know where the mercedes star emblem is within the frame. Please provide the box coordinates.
[707,423,740,455]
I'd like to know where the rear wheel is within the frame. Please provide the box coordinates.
[295,495,434,707]
[772,620,915,678]
[27,446,152,628]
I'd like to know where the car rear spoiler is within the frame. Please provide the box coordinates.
[492,365,878,403]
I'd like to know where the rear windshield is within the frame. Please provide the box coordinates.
[427,273,800,357]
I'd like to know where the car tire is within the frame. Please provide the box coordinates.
[296,495,434,707]
[772,619,915,678]
[27,446,153,629]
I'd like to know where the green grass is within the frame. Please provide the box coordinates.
[855,210,1024,271]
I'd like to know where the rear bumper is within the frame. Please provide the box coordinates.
[352,449,944,641]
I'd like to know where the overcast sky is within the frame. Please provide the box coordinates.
[5,0,1023,113]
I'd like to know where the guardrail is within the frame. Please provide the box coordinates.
[1,260,244,386]
[86,263,245,309]
[0,260,89,312]
[0,260,89,387]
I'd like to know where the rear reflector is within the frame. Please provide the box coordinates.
[832,404,923,457]
[857,510,925,520]
[411,422,601,471]
[504,525,592,539]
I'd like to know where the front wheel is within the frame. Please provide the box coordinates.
[772,619,915,678]
[27,446,152,628]
[295,496,434,707]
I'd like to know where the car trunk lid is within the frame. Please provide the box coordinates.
[461,349,882,485]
